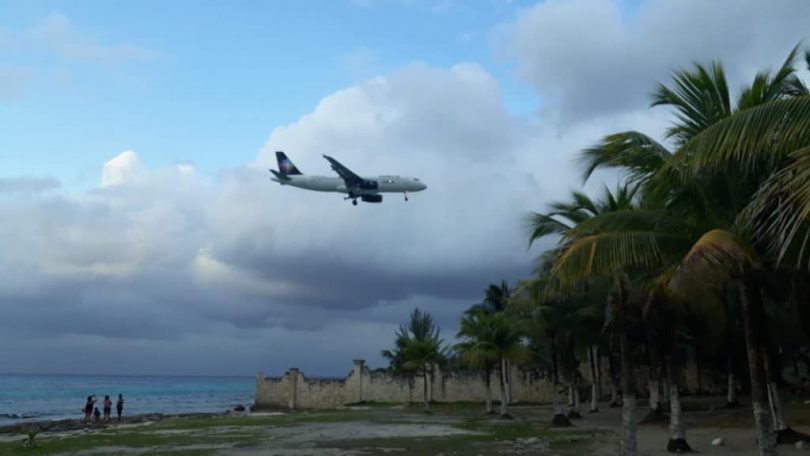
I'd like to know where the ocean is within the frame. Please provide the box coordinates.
[0,374,255,425]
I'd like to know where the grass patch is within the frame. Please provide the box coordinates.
[0,427,263,455]
[317,418,609,456]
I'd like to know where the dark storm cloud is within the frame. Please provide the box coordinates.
[215,241,529,311]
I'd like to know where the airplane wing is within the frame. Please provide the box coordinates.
[323,155,363,188]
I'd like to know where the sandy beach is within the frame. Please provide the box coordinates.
[1,396,808,455]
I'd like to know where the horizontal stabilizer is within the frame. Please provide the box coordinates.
[269,169,290,180]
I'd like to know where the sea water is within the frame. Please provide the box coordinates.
[0,374,254,425]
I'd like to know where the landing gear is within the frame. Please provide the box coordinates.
[352,199,358,206]
[404,191,409,202]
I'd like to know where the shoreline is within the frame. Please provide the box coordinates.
[0,410,243,435]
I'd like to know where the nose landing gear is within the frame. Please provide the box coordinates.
[352,199,358,206]
[404,191,409,202]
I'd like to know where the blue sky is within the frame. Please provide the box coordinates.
[1,0,555,187]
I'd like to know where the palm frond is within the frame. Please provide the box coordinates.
[553,230,691,283]
[745,146,810,269]
[737,43,807,109]
[577,131,672,183]
[675,96,810,174]
[673,229,759,288]
[524,213,571,247]
[652,61,732,145]
[564,209,692,239]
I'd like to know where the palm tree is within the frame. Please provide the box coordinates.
[466,281,517,404]
[550,46,810,455]
[468,281,511,315]
[526,185,642,421]
[382,308,446,410]
[492,313,528,418]
[455,311,499,414]
[401,336,445,412]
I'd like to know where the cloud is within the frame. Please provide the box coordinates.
[100,150,147,187]
[0,56,690,375]
[0,60,547,373]
[4,1,807,375]
[502,0,810,123]
[28,12,162,64]
[0,176,60,194]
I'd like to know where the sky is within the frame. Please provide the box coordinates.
[1,0,808,376]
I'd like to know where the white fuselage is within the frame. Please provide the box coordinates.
[271,175,427,195]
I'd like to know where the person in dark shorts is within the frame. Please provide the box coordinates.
[83,395,94,424]
[116,394,124,422]
[102,395,112,422]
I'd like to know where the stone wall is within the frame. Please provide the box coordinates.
[255,360,564,409]
[254,357,723,410]
[255,359,557,410]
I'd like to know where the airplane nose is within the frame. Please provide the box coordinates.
[419,182,427,191]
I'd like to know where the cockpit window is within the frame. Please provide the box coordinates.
[414,178,420,182]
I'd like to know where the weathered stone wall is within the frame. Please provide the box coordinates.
[255,359,559,410]
[255,356,724,410]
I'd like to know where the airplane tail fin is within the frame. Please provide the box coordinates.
[275,151,302,175]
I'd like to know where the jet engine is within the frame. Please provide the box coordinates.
[361,194,383,203]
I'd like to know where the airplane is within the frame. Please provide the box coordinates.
[269,151,427,206]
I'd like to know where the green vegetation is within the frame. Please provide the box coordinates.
[0,406,611,456]
[381,308,447,412]
[513,43,810,456]
[376,43,810,456]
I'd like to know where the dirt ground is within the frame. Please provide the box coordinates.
[1,397,808,455]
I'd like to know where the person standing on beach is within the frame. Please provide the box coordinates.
[83,396,94,424]
[103,395,112,422]
[116,394,124,422]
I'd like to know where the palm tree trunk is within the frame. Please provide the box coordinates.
[503,358,512,406]
[550,339,571,427]
[595,347,603,400]
[589,345,599,412]
[649,378,661,410]
[422,365,429,412]
[726,357,739,407]
[428,365,435,403]
[740,277,778,456]
[645,337,662,414]
[484,365,494,414]
[506,360,512,405]
[568,381,575,406]
[665,354,693,453]
[498,357,508,417]
[619,330,638,456]
[608,345,622,407]
[762,352,788,433]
